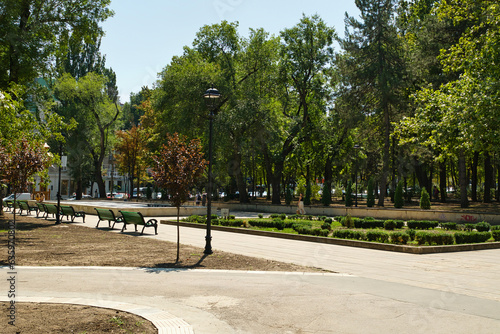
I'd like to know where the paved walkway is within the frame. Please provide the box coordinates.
[2,209,500,333]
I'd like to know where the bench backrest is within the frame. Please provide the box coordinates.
[95,208,116,220]
[18,201,29,209]
[36,202,46,211]
[60,205,75,215]
[119,211,145,225]
[45,204,59,214]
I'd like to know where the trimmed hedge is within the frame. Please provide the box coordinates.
[492,230,500,241]
[454,232,491,244]
[415,232,454,245]
[389,232,410,245]
[366,230,389,243]
[331,229,364,240]
[440,222,457,230]
[407,220,439,230]
[475,222,491,232]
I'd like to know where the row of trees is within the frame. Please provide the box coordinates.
[2,0,500,209]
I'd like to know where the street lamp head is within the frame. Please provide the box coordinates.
[203,86,221,111]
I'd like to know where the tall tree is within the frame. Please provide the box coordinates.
[339,0,406,206]
[0,0,113,89]
[54,72,121,198]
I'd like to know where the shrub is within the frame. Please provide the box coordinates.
[366,230,389,243]
[390,232,409,245]
[394,180,404,208]
[258,214,263,219]
[324,217,333,224]
[440,222,457,230]
[384,220,397,230]
[491,225,500,230]
[475,222,491,232]
[492,230,500,241]
[285,186,292,205]
[362,219,385,229]
[407,220,439,230]
[321,222,332,230]
[406,229,416,241]
[332,229,364,240]
[342,215,355,228]
[353,217,364,228]
[270,214,280,219]
[420,187,431,209]
[415,232,454,245]
[454,232,491,244]
[279,213,287,220]
[464,223,475,232]
[218,219,244,227]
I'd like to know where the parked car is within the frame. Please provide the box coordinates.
[3,193,31,201]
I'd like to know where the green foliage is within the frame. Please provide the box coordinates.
[341,214,355,228]
[384,220,397,230]
[407,220,439,229]
[406,229,416,241]
[279,213,287,220]
[304,181,312,205]
[415,232,454,246]
[258,214,263,219]
[440,222,457,230]
[394,180,404,208]
[475,222,491,232]
[419,187,431,209]
[331,229,364,240]
[454,232,492,244]
[366,178,375,207]
[321,182,332,206]
[492,230,500,241]
[389,232,409,245]
[285,186,292,205]
[365,231,389,243]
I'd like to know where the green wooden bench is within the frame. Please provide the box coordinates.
[18,201,38,215]
[2,200,14,212]
[43,204,60,220]
[119,211,158,235]
[60,205,86,223]
[36,202,47,218]
[94,208,123,229]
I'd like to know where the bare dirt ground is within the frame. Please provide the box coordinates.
[0,212,325,333]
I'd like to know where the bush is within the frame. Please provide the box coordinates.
[394,180,404,208]
[440,222,457,230]
[406,229,416,241]
[332,229,364,240]
[390,232,409,245]
[475,221,491,232]
[270,214,280,219]
[366,230,389,243]
[492,230,500,241]
[279,213,287,220]
[464,223,476,232]
[407,220,439,230]
[321,222,332,230]
[454,232,492,244]
[285,186,292,205]
[218,219,244,227]
[324,217,333,224]
[362,219,385,229]
[420,187,431,209]
[415,232,454,245]
[342,215,355,228]
[384,220,397,230]
[258,214,263,219]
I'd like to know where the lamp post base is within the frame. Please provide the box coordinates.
[204,236,213,255]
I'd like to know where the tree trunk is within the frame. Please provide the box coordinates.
[232,149,249,203]
[471,151,478,202]
[439,160,447,203]
[484,152,492,203]
[459,152,469,208]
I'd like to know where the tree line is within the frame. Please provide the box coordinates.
[1,0,499,208]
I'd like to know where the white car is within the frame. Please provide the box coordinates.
[3,193,31,201]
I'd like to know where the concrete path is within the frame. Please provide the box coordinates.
[2,210,500,333]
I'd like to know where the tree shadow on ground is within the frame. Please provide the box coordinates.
[146,254,210,272]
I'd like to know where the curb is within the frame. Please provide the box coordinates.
[160,221,500,254]
[0,295,193,334]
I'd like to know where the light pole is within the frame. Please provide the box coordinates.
[203,85,221,255]
[354,144,360,207]
[56,143,63,224]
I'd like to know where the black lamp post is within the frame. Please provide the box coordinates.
[354,144,360,207]
[203,85,221,255]
[56,142,63,224]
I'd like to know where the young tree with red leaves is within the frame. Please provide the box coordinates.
[152,133,207,263]
[0,137,52,222]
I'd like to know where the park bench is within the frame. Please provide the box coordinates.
[43,203,60,220]
[60,205,86,223]
[119,210,158,235]
[2,200,13,212]
[18,201,38,216]
[94,208,123,229]
[36,202,47,218]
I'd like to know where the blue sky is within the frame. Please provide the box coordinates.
[100,0,360,103]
